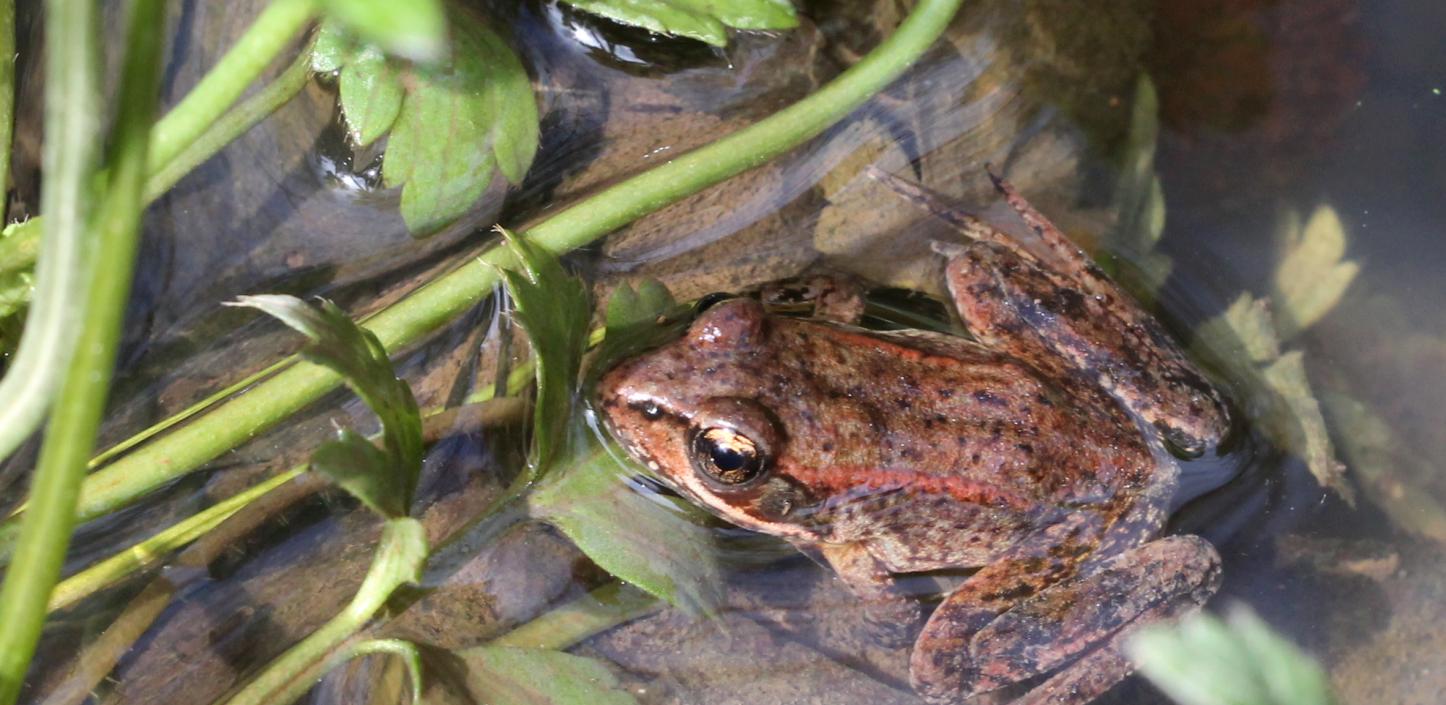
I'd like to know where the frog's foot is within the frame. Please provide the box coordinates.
[758,272,866,324]
[813,541,925,647]
[909,535,1221,705]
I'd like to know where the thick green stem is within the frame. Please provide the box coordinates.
[0,0,102,474]
[0,0,164,699]
[148,0,316,170]
[0,0,317,470]
[49,0,964,532]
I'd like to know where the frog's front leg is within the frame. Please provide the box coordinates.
[811,541,924,647]
[910,535,1221,705]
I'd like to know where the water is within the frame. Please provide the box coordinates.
[13,0,1446,703]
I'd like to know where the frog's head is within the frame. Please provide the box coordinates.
[596,298,822,539]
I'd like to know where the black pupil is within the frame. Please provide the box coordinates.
[710,445,748,471]
[691,427,763,485]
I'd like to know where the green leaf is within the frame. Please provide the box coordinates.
[1196,293,1280,369]
[319,0,447,62]
[336,639,425,705]
[529,433,724,615]
[586,280,690,386]
[561,0,797,46]
[383,13,539,235]
[311,20,356,74]
[495,230,592,480]
[453,646,640,705]
[339,47,404,147]
[312,429,407,518]
[1127,605,1336,705]
[231,295,422,517]
[1272,205,1359,341]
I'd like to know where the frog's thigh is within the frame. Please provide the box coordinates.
[911,535,1220,705]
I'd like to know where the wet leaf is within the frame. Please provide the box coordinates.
[1321,393,1446,544]
[312,14,540,235]
[384,14,538,234]
[319,0,447,62]
[1261,352,1352,503]
[1128,605,1336,705]
[586,280,690,386]
[530,433,724,615]
[1273,205,1360,341]
[231,295,422,517]
[560,0,797,47]
[453,646,639,705]
[339,47,404,147]
[496,229,591,479]
[1197,293,1280,368]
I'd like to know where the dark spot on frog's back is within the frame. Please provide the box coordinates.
[1049,287,1089,320]
[973,389,1006,407]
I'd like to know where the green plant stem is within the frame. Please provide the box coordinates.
[41,0,964,536]
[0,11,316,472]
[0,0,14,224]
[0,0,164,698]
[145,42,313,201]
[0,0,103,476]
[148,0,316,170]
[221,518,425,705]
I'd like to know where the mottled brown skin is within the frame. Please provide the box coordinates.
[597,173,1230,705]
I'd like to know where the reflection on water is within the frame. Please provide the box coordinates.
[15,0,1446,703]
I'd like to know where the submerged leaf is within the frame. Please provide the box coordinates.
[339,47,404,147]
[530,433,724,615]
[560,0,797,46]
[1261,353,1352,503]
[1273,205,1360,341]
[1128,605,1336,705]
[587,280,690,387]
[1321,393,1446,544]
[231,295,422,516]
[383,13,539,235]
[1194,293,1350,502]
[454,646,639,705]
[496,230,591,479]
[311,14,540,235]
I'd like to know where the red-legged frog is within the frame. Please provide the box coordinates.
[596,169,1232,705]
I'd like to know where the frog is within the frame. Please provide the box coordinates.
[596,167,1232,705]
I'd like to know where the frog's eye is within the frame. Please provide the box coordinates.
[689,427,767,486]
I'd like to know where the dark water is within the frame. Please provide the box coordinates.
[13,0,1446,703]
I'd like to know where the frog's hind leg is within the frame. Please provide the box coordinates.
[911,535,1221,705]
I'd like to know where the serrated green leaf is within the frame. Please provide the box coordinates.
[383,13,539,235]
[530,433,723,615]
[312,428,407,518]
[1128,605,1336,705]
[586,280,690,388]
[496,230,591,479]
[319,0,447,62]
[231,295,423,516]
[561,0,797,46]
[1273,205,1360,341]
[453,646,640,705]
[1198,293,1281,367]
[340,47,405,146]
[311,20,356,74]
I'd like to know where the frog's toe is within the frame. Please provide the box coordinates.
[860,597,924,649]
